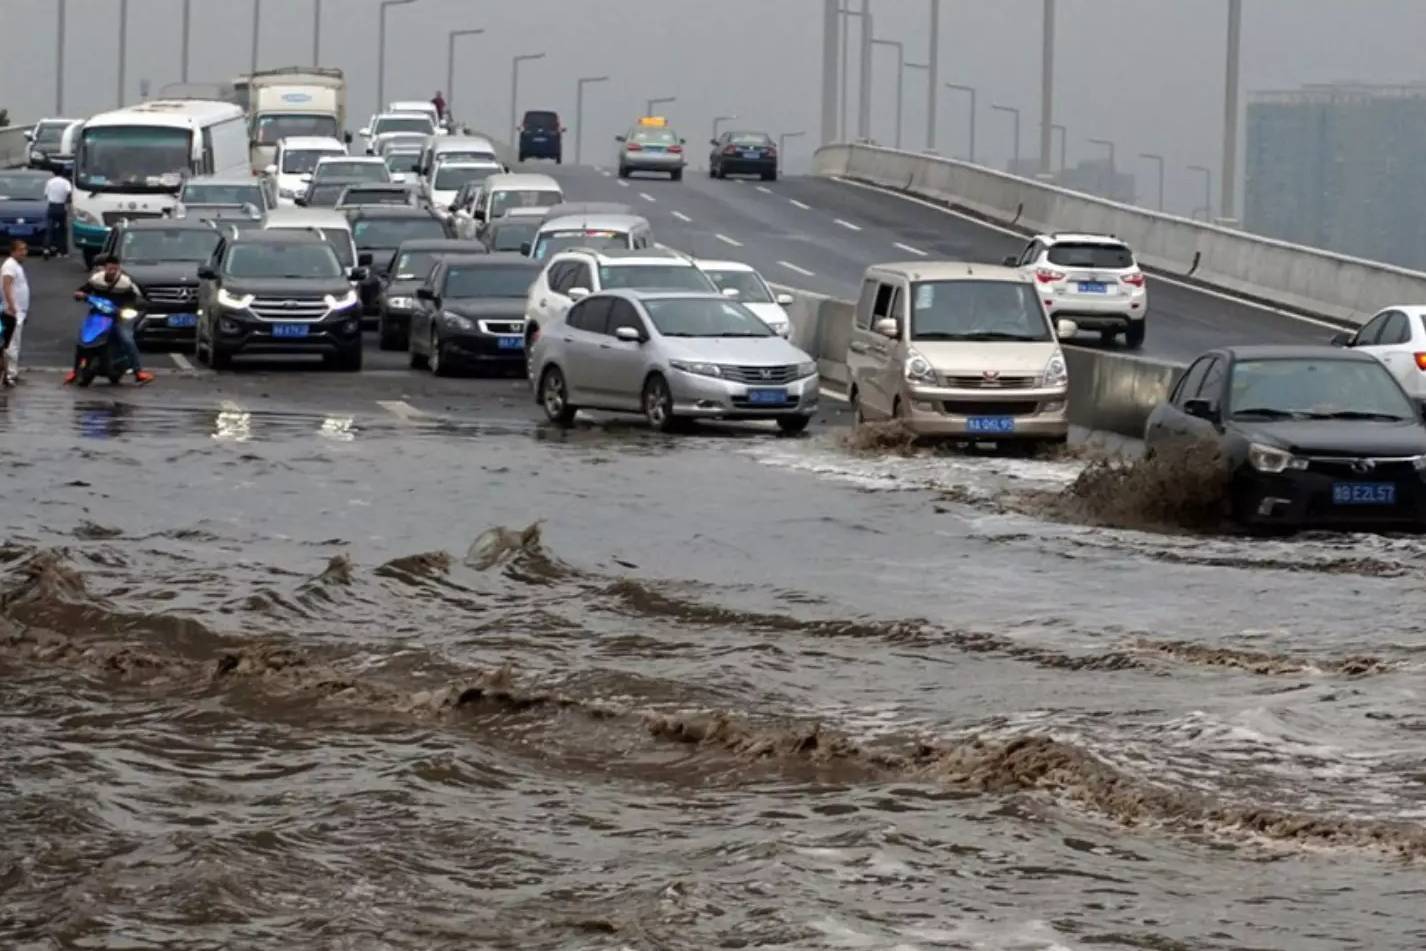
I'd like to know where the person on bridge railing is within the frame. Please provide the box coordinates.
[1,239,29,387]
[432,91,446,123]
[44,168,72,259]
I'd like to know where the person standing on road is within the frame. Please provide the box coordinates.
[43,168,73,259]
[66,255,154,385]
[431,90,447,123]
[1,240,31,387]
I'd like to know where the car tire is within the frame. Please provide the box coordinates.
[850,388,865,425]
[409,339,428,369]
[763,170,777,182]
[331,343,362,372]
[777,415,811,436]
[617,165,630,179]
[716,164,727,180]
[1125,322,1146,350]
[210,343,232,371]
[643,374,679,433]
[429,329,453,377]
[377,319,402,351]
[708,164,716,178]
[671,169,683,182]
[540,366,577,427]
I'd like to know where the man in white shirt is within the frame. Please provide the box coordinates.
[1,240,31,387]
[44,169,73,259]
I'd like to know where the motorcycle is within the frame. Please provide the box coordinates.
[75,294,140,386]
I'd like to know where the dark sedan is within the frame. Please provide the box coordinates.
[349,207,453,318]
[409,254,540,376]
[708,131,777,181]
[376,238,487,350]
[0,171,52,249]
[1144,345,1426,530]
[100,218,222,347]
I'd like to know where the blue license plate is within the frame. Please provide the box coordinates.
[1332,482,1396,505]
[644,145,665,153]
[966,416,1015,434]
[167,313,197,328]
[272,323,310,338]
[1078,281,1108,293]
[742,150,762,159]
[747,388,788,404]
[496,336,523,350]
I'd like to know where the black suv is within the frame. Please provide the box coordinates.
[99,217,222,348]
[195,230,366,371]
[377,237,487,350]
[348,206,454,317]
[518,110,563,164]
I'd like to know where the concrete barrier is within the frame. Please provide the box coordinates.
[815,143,1426,328]
[0,125,31,168]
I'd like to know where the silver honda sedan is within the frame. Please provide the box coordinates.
[529,289,818,434]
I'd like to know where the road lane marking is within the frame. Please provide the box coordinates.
[671,211,692,222]
[376,399,428,422]
[755,186,773,194]
[834,218,862,231]
[639,192,657,203]
[789,199,811,210]
[170,352,194,370]
[714,233,744,248]
[617,180,630,188]
[893,242,928,257]
[778,260,815,277]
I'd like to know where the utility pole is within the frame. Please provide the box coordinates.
[945,83,975,162]
[857,0,873,139]
[117,0,128,107]
[181,0,191,82]
[1189,164,1213,219]
[1039,0,1055,175]
[991,103,1020,169]
[1051,123,1066,171]
[574,76,609,166]
[821,0,839,145]
[927,0,940,151]
[1221,0,1242,221]
[1140,153,1165,211]
[510,53,545,146]
[313,0,322,66]
[447,28,485,121]
[871,39,903,149]
[55,0,65,113]
[378,0,418,116]
[250,0,261,73]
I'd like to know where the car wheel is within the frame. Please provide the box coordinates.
[671,168,683,182]
[409,337,428,369]
[716,164,727,180]
[850,388,866,425]
[332,342,362,372]
[210,343,232,371]
[643,374,679,433]
[617,165,630,179]
[429,329,452,377]
[540,366,577,426]
[763,170,777,182]
[777,415,811,436]
[377,319,401,351]
[1125,322,1146,350]
[707,164,716,179]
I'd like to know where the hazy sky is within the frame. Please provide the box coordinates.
[4,0,1425,215]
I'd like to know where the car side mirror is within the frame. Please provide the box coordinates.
[519,242,532,256]
[264,163,277,176]
[473,209,486,221]
[1183,398,1220,423]
[1002,255,1019,267]
[1056,318,1078,338]
[721,287,741,299]
[349,266,369,282]
[294,196,308,207]
[300,173,313,182]
[344,131,354,144]
[873,317,899,339]
[614,326,642,343]
[615,135,626,143]
[568,287,590,301]
[1330,331,1354,347]
[197,266,217,280]
[359,128,371,137]
[357,253,373,267]
[775,292,794,306]
[680,138,687,145]
[710,139,719,146]
[23,130,33,141]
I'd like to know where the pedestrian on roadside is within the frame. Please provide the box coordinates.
[1,239,31,387]
[43,168,73,259]
[431,90,447,123]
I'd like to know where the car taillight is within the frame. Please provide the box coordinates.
[1414,352,1426,371]
[669,145,683,154]
[626,142,643,151]
[1035,268,1066,284]
[1121,272,1146,287]
[722,145,739,155]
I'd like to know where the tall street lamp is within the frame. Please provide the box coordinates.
[780,130,806,158]
[1040,0,1056,175]
[944,82,975,162]
[1221,0,1243,221]
[712,115,738,142]
[117,0,129,107]
[905,61,928,150]
[1087,136,1115,174]
[926,0,940,151]
[646,96,676,117]
[991,104,1020,169]
[250,0,261,73]
[55,0,65,112]
[1051,123,1066,171]
[180,0,191,83]
[837,3,867,141]
[312,0,322,66]
[1139,152,1165,211]
[377,0,418,115]
[447,28,485,122]
[510,53,546,146]
[574,75,609,166]
[1189,164,1213,220]
[870,38,902,148]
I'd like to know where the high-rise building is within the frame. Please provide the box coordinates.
[1245,83,1426,270]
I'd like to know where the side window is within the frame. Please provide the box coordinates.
[855,278,879,329]
[570,262,594,292]
[870,282,896,320]
[200,127,215,175]
[546,261,574,293]
[1355,312,1389,346]
[572,297,614,334]
[1380,311,1409,346]
[1172,356,1213,406]
[1018,241,1040,266]
[1197,357,1226,403]
[887,287,905,326]
[609,299,645,336]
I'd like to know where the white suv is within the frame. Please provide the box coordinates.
[1005,233,1147,349]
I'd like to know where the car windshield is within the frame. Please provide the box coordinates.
[120,228,220,262]
[437,149,498,165]
[0,174,47,200]
[374,116,434,136]
[1229,358,1415,421]
[490,221,539,252]
[283,149,341,174]
[256,114,338,145]
[704,269,772,303]
[524,112,559,131]
[225,242,341,279]
[352,217,445,248]
[34,122,71,149]
[435,165,498,191]
[443,265,537,298]
[729,133,773,146]
[532,230,629,261]
[631,128,678,145]
[305,183,348,206]
[644,298,774,338]
[383,152,421,173]
[491,188,561,217]
[314,162,388,183]
[1046,242,1134,269]
[77,126,191,192]
[340,189,408,206]
[183,183,262,206]
[909,280,1051,341]
[269,227,354,268]
[599,264,715,292]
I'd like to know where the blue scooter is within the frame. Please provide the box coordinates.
[75,294,140,386]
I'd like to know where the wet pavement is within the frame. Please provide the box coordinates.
[4,370,1426,951]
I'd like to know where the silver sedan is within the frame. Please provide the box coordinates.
[530,290,818,434]
[615,126,687,181]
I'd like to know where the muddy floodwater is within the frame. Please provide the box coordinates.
[4,391,1426,950]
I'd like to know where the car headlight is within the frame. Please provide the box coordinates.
[325,289,359,310]
[216,288,254,310]
[118,307,139,320]
[1248,442,1308,474]
[74,208,101,226]
[904,349,936,384]
[442,311,474,331]
[670,360,723,379]
[1041,349,1069,388]
[386,296,416,310]
[795,361,817,379]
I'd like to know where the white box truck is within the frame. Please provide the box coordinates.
[233,67,349,172]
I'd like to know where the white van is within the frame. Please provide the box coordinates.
[72,99,249,268]
[263,136,347,205]
[465,173,563,233]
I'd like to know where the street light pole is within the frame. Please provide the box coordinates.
[1051,123,1066,171]
[1221,0,1242,221]
[510,53,546,146]
[250,0,261,73]
[1189,164,1213,220]
[991,104,1020,169]
[646,96,676,117]
[944,83,975,162]
[55,0,65,113]
[838,4,865,141]
[821,0,838,146]
[905,62,929,150]
[712,115,738,142]
[780,130,806,171]
[1088,136,1115,173]
[858,0,873,139]
[377,0,418,116]
[1039,0,1055,174]
[446,28,485,121]
[927,0,940,151]
[871,38,903,148]
[312,0,322,66]
[117,0,128,107]
[574,75,609,166]
[1139,152,1165,211]
[180,0,191,82]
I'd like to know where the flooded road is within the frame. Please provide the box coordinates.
[3,382,1426,950]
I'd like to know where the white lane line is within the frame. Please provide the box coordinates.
[376,399,428,422]
[789,199,811,210]
[671,210,692,222]
[755,186,773,194]
[714,233,744,248]
[893,242,928,257]
[170,352,194,370]
[821,386,849,403]
[834,218,862,232]
[830,175,1346,332]
[617,180,630,188]
[778,260,816,277]
[639,192,657,203]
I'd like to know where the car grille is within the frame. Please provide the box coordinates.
[102,211,164,226]
[943,400,1040,417]
[478,320,525,335]
[941,374,1038,389]
[720,364,799,385]
[142,283,198,305]
[250,297,329,321]
[1304,457,1419,479]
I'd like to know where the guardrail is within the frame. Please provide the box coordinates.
[0,124,31,168]
[815,143,1426,329]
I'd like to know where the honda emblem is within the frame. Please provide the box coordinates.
[760,368,773,380]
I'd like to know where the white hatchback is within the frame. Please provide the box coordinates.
[1333,306,1426,400]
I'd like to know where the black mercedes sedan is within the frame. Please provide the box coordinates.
[409,254,540,376]
[376,237,487,350]
[1144,345,1426,530]
[100,217,221,348]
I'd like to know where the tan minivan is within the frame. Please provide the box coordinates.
[847,262,1078,443]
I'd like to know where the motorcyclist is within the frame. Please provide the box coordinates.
[66,255,154,385]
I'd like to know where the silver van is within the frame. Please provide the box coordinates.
[847,262,1077,444]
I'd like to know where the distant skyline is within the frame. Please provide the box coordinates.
[4,0,1425,215]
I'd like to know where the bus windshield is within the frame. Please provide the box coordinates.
[78,126,191,193]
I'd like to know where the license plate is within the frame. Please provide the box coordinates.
[1078,281,1108,293]
[496,336,523,350]
[644,145,664,153]
[746,388,788,404]
[1332,482,1395,505]
[167,313,197,328]
[966,416,1015,434]
[272,323,310,338]
[742,150,761,159]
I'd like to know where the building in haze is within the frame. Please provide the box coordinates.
[1245,83,1426,270]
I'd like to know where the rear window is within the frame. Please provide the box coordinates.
[490,221,539,252]
[631,128,678,145]
[729,132,772,146]
[353,217,446,248]
[532,230,629,261]
[1046,242,1134,269]
[523,112,559,130]
[443,265,538,298]
[599,265,716,292]
[315,161,388,183]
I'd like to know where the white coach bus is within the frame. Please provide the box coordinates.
[71,99,249,267]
